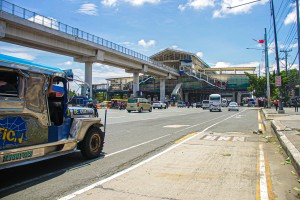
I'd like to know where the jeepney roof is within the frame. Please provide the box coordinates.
[0,54,66,77]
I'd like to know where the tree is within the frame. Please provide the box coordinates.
[245,69,299,100]
[69,90,76,97]
[244,72,266,97]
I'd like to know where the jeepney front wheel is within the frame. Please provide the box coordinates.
[80,127,104,159]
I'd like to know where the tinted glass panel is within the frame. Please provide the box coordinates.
[0,70,19,97]
[26,73,46,113]
[128,99,137,103]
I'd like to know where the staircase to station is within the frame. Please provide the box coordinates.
[184,71,223,90]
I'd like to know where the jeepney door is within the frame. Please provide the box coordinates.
[0,71,49,150]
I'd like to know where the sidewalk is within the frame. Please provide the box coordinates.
[262,107,300,175]
[61,131,259,200]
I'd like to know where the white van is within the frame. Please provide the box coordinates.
[209,94,222,112]
[202,100,210,110]
[221,98,228,107]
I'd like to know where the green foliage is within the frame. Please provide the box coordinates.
[69,90,76,97]
[245,72,266,97]
[245,69,299,99]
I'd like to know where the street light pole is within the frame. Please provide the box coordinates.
[296,0,300,96]
[265,28,271,108]
[271,0,285,113]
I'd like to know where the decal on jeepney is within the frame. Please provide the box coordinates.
[0,117,27,148]
[72,108,93,115]
[3,150,33,162]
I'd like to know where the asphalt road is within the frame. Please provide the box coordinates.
[0,107,299,199]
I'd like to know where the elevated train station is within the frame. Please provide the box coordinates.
[92,48,256,104]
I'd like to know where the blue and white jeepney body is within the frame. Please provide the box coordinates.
[0,54,105,170]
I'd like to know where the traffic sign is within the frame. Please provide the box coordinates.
[275,76,281,87]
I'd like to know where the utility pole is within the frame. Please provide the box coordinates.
[296,0,300,96]
[280,49,292,77]
[271,0,284,113]
[265,28,271,108]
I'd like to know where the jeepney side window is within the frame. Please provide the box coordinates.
[26,73,46,113]
[0,70,19,97]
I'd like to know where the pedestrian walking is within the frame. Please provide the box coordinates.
[274,99,279,111]
[295,98,299,112]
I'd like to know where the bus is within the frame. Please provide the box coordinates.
[209,94,222,112]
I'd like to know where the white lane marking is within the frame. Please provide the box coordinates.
[59,109,247,200]
[105,134,171,157]
[0,134,171,193]
[163,125,190,128]
[259,144,269,200]
[173,113,233,134]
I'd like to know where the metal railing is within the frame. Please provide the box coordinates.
[0,0,178,74]
[185,71,224,89]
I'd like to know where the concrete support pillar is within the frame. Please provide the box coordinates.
[133,72,139,98]
[85,62,93,98]
[184,92,189,102]
[160,79,166,102]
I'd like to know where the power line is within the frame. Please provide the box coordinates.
[289,50,299,69]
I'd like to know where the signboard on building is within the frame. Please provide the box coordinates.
[180,59,193,68]
[275,76,281,87]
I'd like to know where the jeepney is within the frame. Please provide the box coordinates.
[0,54,106,170]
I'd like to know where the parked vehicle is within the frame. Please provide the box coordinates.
[152,101,167,109]
[202,100,210,110]
[126,98,152,113]
[196,102,202,108]
[221,98,228,107]
[209,94,222,112]
[247,98,256,107]
[286,98,295,107]
[228,102,239,111]
[0,54,106,170]
[177,101,186,108]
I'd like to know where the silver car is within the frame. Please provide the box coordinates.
[228,102,239,111]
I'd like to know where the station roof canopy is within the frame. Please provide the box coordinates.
[150,48,210,70]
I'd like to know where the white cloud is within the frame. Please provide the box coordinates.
[124,0,160,6]
[138,39,156,48]
[101,0,118,7]
[213,0,268,18]
[28,15,59,30]
[77,3,98,15]
[212,61,260,74]
[284,8,296,25]
[0,46,37,60]
[58,61,73,66]
[212,61,260,68]
[196,52,203,58]
[268,42,275,55]
[280,43,298,50]
[170,45,182,50]
[178,4,186,12]
[2,53,36,60]
[289,63,299,70]
[179,0,214,12]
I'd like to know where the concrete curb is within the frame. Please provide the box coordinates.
[271,120,300,176]
[261,108,289,120]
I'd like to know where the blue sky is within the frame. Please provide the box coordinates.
[0,0,299,86]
